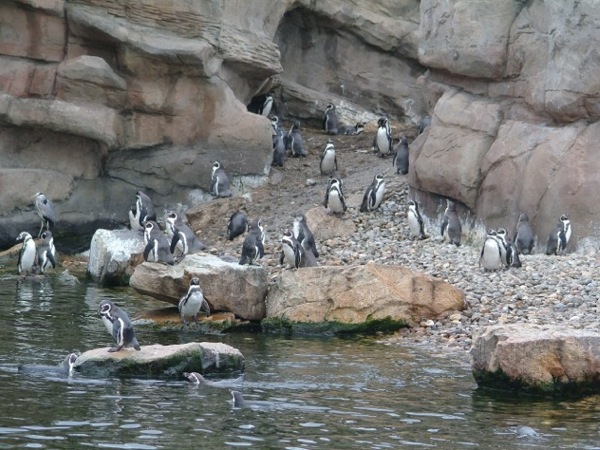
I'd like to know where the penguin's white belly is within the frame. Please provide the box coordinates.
[101,316,114,336]
[282,244,297,268]
[327,191,344,214]
[481,239,503,270]
[321,151,336,173]
[407,212,421,237]
[21,242,37,271]
[180,291,204,317]
[376,130,390,154]
[374,182,386,209]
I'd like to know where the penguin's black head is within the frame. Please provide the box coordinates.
[487,229,496,236]
[99,300,114,316]
[212,161,221,170]
[408,200,416,207]
[167,212,178,222]
[560,214,569,222]
[282,230,293,238]
[190,277,200,287]
[518,212,529,222]
[325,103,334,112]
[292,121,300,130]
[16,232,30,242]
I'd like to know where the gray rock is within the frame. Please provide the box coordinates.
[87,229,145,285]
[74,342,244,378]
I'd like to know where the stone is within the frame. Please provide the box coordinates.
[74,342,244,378]
[87,229,145,285]
[265,263,465,331]
[471,324,600,395]
[129,253,268,321]
[304,206,356,240]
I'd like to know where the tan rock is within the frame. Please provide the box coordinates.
[304,206,356,240]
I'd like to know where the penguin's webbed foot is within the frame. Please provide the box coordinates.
[108,345,123,352]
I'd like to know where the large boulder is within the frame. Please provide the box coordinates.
[471,325,600,396]
[87,229,144,285]
[265,263,465,334]
[74,342,244,378]
[129,254,268,321]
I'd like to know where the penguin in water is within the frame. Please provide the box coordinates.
[323,103,339,135]
[338,122,365,135]
[515,212,535,255]
[360,174,386,212]
[324,177,347,216]
[239,219,265,265]
[16,231,37,276]
[375,117,393,157]
[286,121,307,157]
[247,94,273,117]
[227,211,248,240]
[34,192,56,238]
[183,372,212,386]
[143,221,174,265]
[479,229,504,271]
[210,161,233,198]
[129,191,156,231]
[231,390,245,408]
[441,199,462,246]
[293,214,319,258]
[178,277,210,323]
[319,140,337,175]
[36,230,57,274]
[407,200,427,240]
[393,136,409,175]
[166,212,206,260]
[280,230,302,269]
[18,352,79,377]
[98,300,141,352]
[546,214,571,255]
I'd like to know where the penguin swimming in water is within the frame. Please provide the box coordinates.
[319,140,337,175]
[178,277,210,323]
[129,191,156,231]
[36,230,57,274]
[143,221,174,265]
[515,212,534,255]
[210,161,233,198]
[227,211,248,240]
[293,214,318,258]
[323,103,339,135]
[16,231,37,276]
[393,136,409,175]
[166,212,205,260]
[280,230,302,269]
[324,177,347,215]
[99,300,141,352]
[183,372,212,386]
[441,199,462,246]
[479,229,504,271]
[239,219,265,265]
[18,352,79,377]
[286,121,307,157]
[375,117,393,157]
[98,300,141,352]
[546,214,571,255]
[360,174,386,212]
[34,192,56,238]
[247,94,273,117]
[407,200,427,240]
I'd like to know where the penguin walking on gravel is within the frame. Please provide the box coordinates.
[178,277,210,323]
[375,117,393,157]
[293,214,318,258]
[239,219,265,265]
[227,211,248,240]
[210,161,233,198]
[34,192,56,238]
[324,177,347,216]
[286,121,307,157]
[16,231,37,276]
[99,300,141,352]
[360,174,386,212]
[441,199,461,246]
[323,103,339,135]
[393,136,409,175]
[514,212,535,255]
[319,140,337,175]
[546,214,572,255]
[479,229,503,271]
[36,230,57,274]
[407,200,427,240]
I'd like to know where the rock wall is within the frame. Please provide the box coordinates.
[1,0,599,250]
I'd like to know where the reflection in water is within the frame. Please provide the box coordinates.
[0,274,599,448]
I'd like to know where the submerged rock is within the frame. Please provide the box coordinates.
[74,342,244,378]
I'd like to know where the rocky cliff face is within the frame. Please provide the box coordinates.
[1,0,598,250]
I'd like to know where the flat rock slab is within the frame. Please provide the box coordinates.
[471,325,600,396]
[74,342,244,378]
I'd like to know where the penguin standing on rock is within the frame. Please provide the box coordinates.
[286,121,307,157]
[479,229,503,271]
[178,277,210,323]
[393,136,409,175]
[319,140,337,175]
[338,122,365,136]
[299,240,319,268]
[441,199,461,246]
[210,161,233,198]
[143,221,174,265]
[375,117,393,157]
[407,200,427,240]
[280,230,302,269]
[129,191,156,231]
[293,214,318,258]
[239,219,265,265]
[227,211,248,240]
[546,214,572,255]
[324,177,347,215]
[166,212,205,259]
[515,212,535,255]
[16,231,37,276]
[99,300,141,352]
[323,104,339,135]
[34,192,56,238]
[360,174,386,212]
[36,230,57,274]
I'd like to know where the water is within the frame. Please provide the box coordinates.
[1,272,600,449]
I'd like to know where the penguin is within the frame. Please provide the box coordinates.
[239,219,265,265]
[479,229,504,271]
[359,174,386,212]
[272,131,286,167]
[227,211,248,240]
[210,161,233,198]
[338,122,365,135]
[319,140,337,175]
[34,192,56,238]
[375,117,393,157]
[269,114,284,137]
[441,199,462,246]
[323,103,339,135]
[393,136,409,175]
[16,231,37,276]
[299,240,319,268]
[514,212,534,255]
[36,230,57,274]
[323,177,347,215]
[407,200,427,240]
[98,300,141,352]
[129,191,156,231]
[546,214,571,255]
[293,214,318,258]
[143,221,174,265]
[418,115,431,135]
[18,352,79,376]
[495,228,522,268]
[183,372,211,386]
[231,390,245,408]
[247,93,273,117]
[279,230,302,269]
[166,212,205,259]
[178,277,210,323]
[286,121,307,157]
[143,220,163,246]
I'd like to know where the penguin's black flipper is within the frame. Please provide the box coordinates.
[143,240,155,261]
[47,250,56,269]
[170,233,181,254]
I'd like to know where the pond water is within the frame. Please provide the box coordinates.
[0,272,599,449]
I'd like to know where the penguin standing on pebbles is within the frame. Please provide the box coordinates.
[287,121,307,157]
[178,277,210,323]
[360,174,386,212]
[324,177,347,215]
[323,104,339,135]
[239,219,265,265]
[99,300,141,352]
[210,161,233,198]
[515,213,534,255]
[293,214,318,258]
[227,211,248,240]
[319,140,337,175]
[272,132,286,167]
[441,199,461,246]
[546,214,571,255]
[407,200,427,240]
[393,136,409,175]
[495,228,521,268]
[375,117,393,157]
[479,229,503,271]
[34,192,56,238]
[36,230,57,274]
[16,231,36,276]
